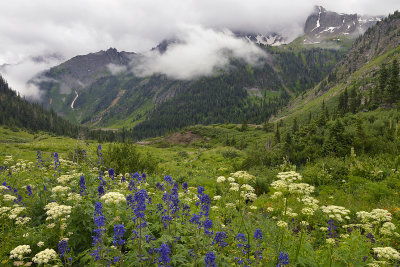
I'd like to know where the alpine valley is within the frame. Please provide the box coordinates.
[27,6,385,139]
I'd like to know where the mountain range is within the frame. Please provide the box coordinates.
[19,6,398,140]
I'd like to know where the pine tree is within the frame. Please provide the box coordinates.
[292,118,298,133]
[275,123,281,142]
[387,59,399,104]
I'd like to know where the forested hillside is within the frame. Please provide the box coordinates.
[0,75,81,137]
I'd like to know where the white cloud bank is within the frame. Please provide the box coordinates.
[132,26,268,80]
[0,0,398,97]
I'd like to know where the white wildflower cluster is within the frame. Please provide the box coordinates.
[0,185,9,190]
[3,194,17,202]
[0,207,11,218]
[372,247,400,261]
[9,245,31,260]
[271,171,307,195]
[44,202,72,221]
[380,222,399,237]
[288,183,314,195]
[101,192,126,204]
[226,203,236,208]
[240,184,257,201]
[52,186,70,194]
[67,192,82,202]
[230,171,255,183]
[300,196,319,210]
[37,242,44,247]
[57,174,73,184]
[9,207,26,220]
[321,205,350,222]
[15,216,31,226]
[271,191,282,199]
[326,238,336,245]
[356,209,392,225]
[301,207,315,216]
[277,220,288,228]
[32,248,58,265]
[216,176,226,183]
[3,155,13,165]
[227,177,235,182]
[229,183,239,192]
[276,171,302,183]
[213,195,221,201]
[284,207,298,218]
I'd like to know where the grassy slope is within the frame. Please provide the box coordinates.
[273,45,400,124]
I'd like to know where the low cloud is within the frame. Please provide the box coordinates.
[0,56,63,100]
[107,63,128,75]
[132,25,268,80]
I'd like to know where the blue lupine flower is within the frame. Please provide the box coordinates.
[128,180,136,191]
[58,239,70,259]
[113,224,126,246]
[182,204,191,217]
[92,202,106,261]
[236,233,247,243]
[26,185,32,196]
[133,189,148,220]
[98,185,105,198]
[164,175,172,184]
[113,256,120,263]
[79,176,86,195]
[366,233,375,244]
[197,186,205,195]
[204,218,213,236]
[182,182,188,192]
[141,173,146,182]
[190,214,201,227]
[36,150,42,168]
[205,251,217,267]
[254,228,263,240]
[327,218,338,239]
[212,232,228,248]
[277,252,289,266]
[158,243,171,265]
[108,168,115,180]
[97,145,103,165]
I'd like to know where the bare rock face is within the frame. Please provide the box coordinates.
[303,6,382,44]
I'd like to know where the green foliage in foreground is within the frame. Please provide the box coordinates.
[0,146,399,266]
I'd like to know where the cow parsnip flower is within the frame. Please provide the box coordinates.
[32,248,58,265]
[101,192,126,204]
[372,247,400,261]
[10,245,31,260]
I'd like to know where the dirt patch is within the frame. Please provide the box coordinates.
[165,131,203,145]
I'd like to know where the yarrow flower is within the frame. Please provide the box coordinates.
[32,248,58,265]
[101,192,126,204]
[10,245,31,260]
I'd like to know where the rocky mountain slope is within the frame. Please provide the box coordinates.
[302,6,382,44]
[274,11,400,123]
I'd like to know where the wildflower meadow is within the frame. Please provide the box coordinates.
[0,146,399,267]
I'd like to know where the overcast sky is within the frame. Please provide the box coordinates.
[0,0,398,98]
